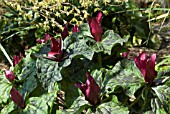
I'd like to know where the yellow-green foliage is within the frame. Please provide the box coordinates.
[0,0,130,32]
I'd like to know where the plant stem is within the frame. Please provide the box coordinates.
[0,43,13,66]
[129,94,142,109]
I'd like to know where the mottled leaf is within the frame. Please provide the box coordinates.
[22,75,37,96]
[21,97,48,114]
[0,76,12,104]
[68,39,94,60]
[87,95,129,114]
[0,102,15,114]
[56,96,89,114]
[152,85,170,113]
[104,59,144,97]
[14,57,36,80]
[101,30,128,55]
[36,58,62,92]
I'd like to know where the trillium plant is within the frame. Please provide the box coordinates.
[0,11,169,114]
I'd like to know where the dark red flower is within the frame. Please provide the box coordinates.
[75,73,100,105]
[36,34,51,44]
[134,52,157,84]
[122,51,129,58]
[13,53,23,66]
[61,24,69,40]
[88,12,103,42]
[47,37,63,62]
[10,87,26,109]
[4,70,16,82]
[72,25,80,33]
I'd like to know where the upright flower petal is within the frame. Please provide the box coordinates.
[134,52,157,84]
[122,51,129,58]
[4,70,16,82]
[10,87,25,109]
[134,52,147,77]
[145,54,157,84]
[88,12,103,42]
[36,34,51,44]
[72,25,80,33]
[13,53,23,66]
[75,73,100,105]
[96,12,103,24]
[47,37,63,61]
[61,24,69,40]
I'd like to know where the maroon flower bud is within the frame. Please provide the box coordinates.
[88,12,103,42]
[134,52,157,84]
[61,24,69,40]
[122,52,129,58]
[10,87,26,109]
[75,73,100,105]
[47,37,63,62]
[13,53,23,66]
[4,70,16,82]
[72,25,80,33]
[36,34,51,44]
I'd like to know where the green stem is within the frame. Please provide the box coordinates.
[129,94,142,109]
[0,43,13,66]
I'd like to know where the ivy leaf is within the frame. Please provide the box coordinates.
[101,30,128,55]
[103,59,144,97]
[36,58,62,92]
[56,96,89,114]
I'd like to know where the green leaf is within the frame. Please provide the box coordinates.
[21,97,48,114]
[36,58,62,92]
[68,39,94,60]
[88,95,129,114]
[152,85,170,113]
[150,98,168,114]
[91,69,106,92]
[101,30,128,55]
[155,56,170,75]
[22,75,37,96]
[61,58,86,82]
[60,59,86,107]
[0,76,12,104]
[56,96,89,114]
[71,23,92,40]
[103,59,144,97]
[91,42,104,53]
[14,57,36,81]
[26,44,44,56]
[0,102,15,114]
[41,84,59,113]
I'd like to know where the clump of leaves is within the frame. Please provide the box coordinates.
[0,13,169,113]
